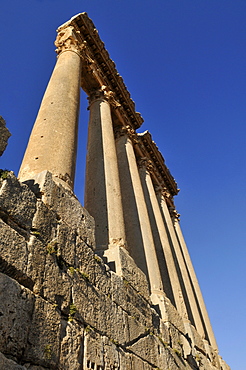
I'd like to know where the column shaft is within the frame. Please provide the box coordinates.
[116,134,163,294]
[174,218,218,350]
[84,93,126,249]
[139,165,188,318]
[18,48,81,189]
[159,195,205,338]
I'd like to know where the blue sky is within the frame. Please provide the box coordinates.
[1,1,246,368]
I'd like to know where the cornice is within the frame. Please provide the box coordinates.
[59,13,143,130]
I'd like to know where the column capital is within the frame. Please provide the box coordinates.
[88,86,121,108]
[55,25,86,58]
[137,157,154,173]
[169,207,180,221]
[114,124,138,143]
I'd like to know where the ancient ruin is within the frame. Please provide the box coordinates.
[0,13,230,369]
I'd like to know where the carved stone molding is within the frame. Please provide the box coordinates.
[55,25,85,57]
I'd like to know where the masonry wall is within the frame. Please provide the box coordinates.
[0,169,229,370]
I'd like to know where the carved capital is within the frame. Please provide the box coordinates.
[114,124,138,143]
[55,26,85,57]
[88,86,121,108]
[138,157,154,173]
[169,207,180,221]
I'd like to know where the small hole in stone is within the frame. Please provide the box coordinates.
[41,136,43,138]
[35,157,38,160]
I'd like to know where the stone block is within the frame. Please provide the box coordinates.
[189,323,206,353]
[25,171,95,248]
[83,330,104,369]
[104,245,150,300]
[31,200,57,244]
[127,334,159,365]
[42,255,72,313]
[26,236,46,295]
[0,172,36,230]
[24,296,61,368]
[0,352,26,370]
[57,222,77,267]
[111,272,152,329]
[0,220,33,289]
[75,236,112,296]
[163,296,185,333]
[0,116,11,156]
[102,336,120,369]
[0,273,34,361]
[125,312,148,344]
[59,320,84,370]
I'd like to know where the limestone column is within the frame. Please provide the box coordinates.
[158,191,206,339]
[18,25,82,189]
[138,159,188,318]
[115,129,165,307]
[84,88,126,250]
[173,213,218,350]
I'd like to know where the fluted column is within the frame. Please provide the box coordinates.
[115,129,164,302]
[84,88,126,249]
[138,159,188,318]
[173,213,218,350]
[18,25,82,189]
[158,191,206,339]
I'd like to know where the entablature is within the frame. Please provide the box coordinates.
[57,13,143,131]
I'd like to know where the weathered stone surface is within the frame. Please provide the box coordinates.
[104,245,150,300]
[26,171,95,248]
[0,220,33,288]
[31,200,57,244]
[83,330,104,369]
[59,320,84,370]
[26,236,46,295]
[0,352,26,370]
[42,254,72,313]
[111,272,152,329]
[127,334,159,364]
[75,235,112,296]
[57,222,77,267]
[24,296,61,368]
[0,172,36,230]
[0,116,11,156]
[163,296,185,333]
[0,273,34,361]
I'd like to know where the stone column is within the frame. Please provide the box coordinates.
[84,88,126,250]
[18,25,82,189]
[138,159,188,318]
[173,214,218,350]
[158,192,206,339]
[115,129,165,310]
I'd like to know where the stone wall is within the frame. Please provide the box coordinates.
[0,170,230,369]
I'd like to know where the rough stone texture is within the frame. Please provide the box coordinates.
[0,352,26,369]
[0,171,36,230]
[0,116,11,156]
[0,173,230,369]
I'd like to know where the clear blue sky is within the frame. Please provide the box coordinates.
[1,1,245,369]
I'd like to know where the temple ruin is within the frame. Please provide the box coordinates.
[0,13,230,369]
